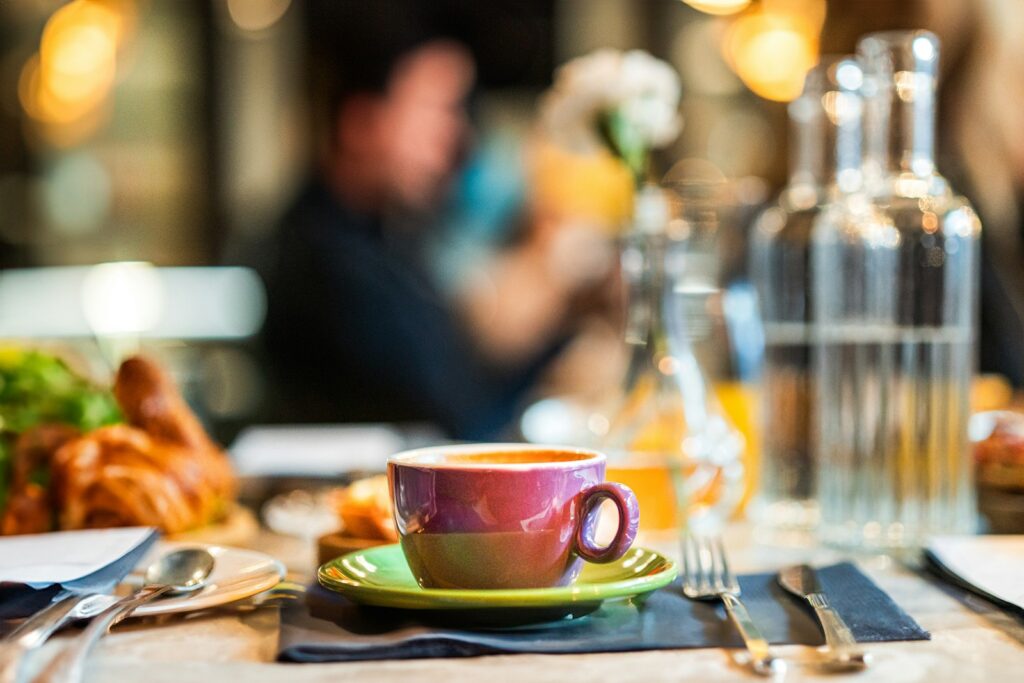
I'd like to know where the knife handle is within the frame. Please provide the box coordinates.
[720,592,786,677]
[808,593,866,663]
[0,593,89,683]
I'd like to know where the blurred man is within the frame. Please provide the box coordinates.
[261,1,567,438]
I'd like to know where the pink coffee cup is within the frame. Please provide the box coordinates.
[388,443,640,589]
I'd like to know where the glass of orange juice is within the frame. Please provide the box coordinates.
[602,386,746,532]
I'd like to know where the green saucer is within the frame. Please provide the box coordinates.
[318,544,677,625]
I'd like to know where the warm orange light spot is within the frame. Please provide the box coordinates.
[19,0,133,144]
[724,10,819,102]
[922,211,939,234]
[657,355,681,376]
[763,0,827,32]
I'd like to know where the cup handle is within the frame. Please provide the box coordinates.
[574,482,640,563]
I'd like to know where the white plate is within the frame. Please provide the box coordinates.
[122,541,285,617]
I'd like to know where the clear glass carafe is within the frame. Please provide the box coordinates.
[750,57,863,539]
[814,32,980,553]
[600,183,745,533]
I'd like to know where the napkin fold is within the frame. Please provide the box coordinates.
[278,562,928,662]
[925,535,1024,618]
[0,527,158,619]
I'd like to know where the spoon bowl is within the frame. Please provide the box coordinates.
[145,548,216,593]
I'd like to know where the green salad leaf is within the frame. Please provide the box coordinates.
[0,439,9,516]
[0,349,122,434]
[0,349,122,514]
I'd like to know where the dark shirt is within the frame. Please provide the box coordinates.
[978,228,1024,387]
[260,180,546,439]
[951,174,1024,386]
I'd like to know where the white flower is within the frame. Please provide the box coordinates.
[540,49,682,157]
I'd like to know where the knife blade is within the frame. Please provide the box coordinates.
[777,565,870,672]
[778,564,821,599]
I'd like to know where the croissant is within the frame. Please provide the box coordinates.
[52,424,233,533]
[1,356,235,535]
[0,424,80,535]
[113,356,221,455]
[51,357,235,533]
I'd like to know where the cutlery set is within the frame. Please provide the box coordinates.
[5,536,868,682]
[682,532,870,678]
[0,595,113,683]
[2,549,216,683]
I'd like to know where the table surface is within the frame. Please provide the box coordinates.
[15,524,1024,683]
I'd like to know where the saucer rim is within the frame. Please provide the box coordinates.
[317,543,678,610]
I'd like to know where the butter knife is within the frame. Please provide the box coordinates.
[777,565,870,671]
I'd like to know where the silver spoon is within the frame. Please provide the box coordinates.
[34,548,215,683]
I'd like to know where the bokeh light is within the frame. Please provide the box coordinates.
[681,0,752,16]
[42,152,113,235]
[226,0,292,33]
[18,0,135,146]
[724,10,819,102]
[763,0,827,33]
[82,261,164,336]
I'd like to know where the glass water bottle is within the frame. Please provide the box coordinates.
[814,32,980,553]
[750,57,859,539]
[601,182,745,533]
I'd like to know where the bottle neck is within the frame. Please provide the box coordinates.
[787,59,864,205]
[787,99,828,205]
[859,31,942,193]
[864,71,937,181]
[825,89,865,197]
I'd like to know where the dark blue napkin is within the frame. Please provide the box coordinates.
[278,562,928,662]
[0,529,158,620]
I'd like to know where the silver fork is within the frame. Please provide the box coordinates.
[681,533,786,677]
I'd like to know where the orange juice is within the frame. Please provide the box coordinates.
[606,460,680,530]
[602,378,746,530]
[714,381,760,516]
[607,454,729,531]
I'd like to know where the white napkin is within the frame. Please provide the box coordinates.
[0,527,157,590]
[926,535,1024,610]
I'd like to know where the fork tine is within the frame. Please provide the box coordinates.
[714,537,740,594]
[696,535,714,595]
[681,533,693,590]
[681,532,699,594]
[681,533,784,676]
[707,535,725,593]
